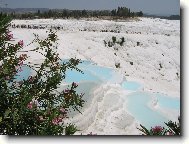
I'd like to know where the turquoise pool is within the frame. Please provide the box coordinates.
[15,65,31,81]
[15,60,180,129]
[155,93,180,110]
[126,92,180,129]
[16,60,115,83]
[63,60,114,83]
[121,81,141,91]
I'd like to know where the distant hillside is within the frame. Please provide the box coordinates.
[0,8,49,14]
[0,7,143,19]
[143,14,180,20]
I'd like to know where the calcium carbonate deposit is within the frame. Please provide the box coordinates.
[11,17,180,135]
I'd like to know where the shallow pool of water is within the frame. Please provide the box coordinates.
[17,60,116,84]
[15,65,31,81]
[126,91,180,129]
[155,93,180,110]
[15,60,180,130]
[64,60,114,83]
[121,81,141,91]
[64,68,101,83]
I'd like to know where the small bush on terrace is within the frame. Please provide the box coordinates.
[112,36,116,43]
[104,36,125,48]
[0,14,85,135]
[119,37,125,46]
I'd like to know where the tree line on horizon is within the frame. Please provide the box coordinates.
[6,7,143,19]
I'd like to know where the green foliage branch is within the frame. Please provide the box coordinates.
[0,14,85,135]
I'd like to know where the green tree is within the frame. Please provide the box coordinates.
[37,10,41,16]
[111,9,117,16]
[82,10,87,17]
[48,10,53,18]
[136,11,143,17]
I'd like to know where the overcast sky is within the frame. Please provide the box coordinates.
[1,0,180,16]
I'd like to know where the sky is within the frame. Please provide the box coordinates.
[1,0,180,16]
